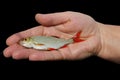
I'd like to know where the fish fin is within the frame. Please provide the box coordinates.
[48,48,56,51]
[73,32,84,43]
[52,36,60,38]
[60,44,68,49]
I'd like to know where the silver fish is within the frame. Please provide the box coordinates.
[19,36,73,50]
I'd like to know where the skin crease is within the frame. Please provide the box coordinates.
[3,11,120,63]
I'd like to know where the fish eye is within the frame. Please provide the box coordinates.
[23,38,28,41]
[24,37,31,41]
[24,38,27,41]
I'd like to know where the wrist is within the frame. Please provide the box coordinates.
[97,22,120,63]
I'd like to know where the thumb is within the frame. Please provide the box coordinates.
[35,12,69,26]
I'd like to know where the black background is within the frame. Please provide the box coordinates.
[0,0,120,73]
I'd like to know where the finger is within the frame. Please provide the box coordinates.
[12,49,35,60]
[6,25,73,46]
[3,44,24,58]
[6,26,44,45]
[29,50,64,61]
[35,12,70,26]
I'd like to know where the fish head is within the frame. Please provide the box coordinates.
[19,37,48,50]
[19,37,34,48]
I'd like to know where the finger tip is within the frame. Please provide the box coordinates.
[3,48,11,58]
[35,13,43,19]
[6,38,12,46]
[6,34,21,45]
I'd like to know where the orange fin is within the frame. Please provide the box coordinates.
[48,48,56,51]
[60,44,68,49]
[73,32,84,43]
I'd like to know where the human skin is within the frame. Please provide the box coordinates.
[3,11,120,63]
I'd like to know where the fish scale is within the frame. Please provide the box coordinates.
[20,36,74,50]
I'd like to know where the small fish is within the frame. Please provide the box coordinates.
[19,32,84,50]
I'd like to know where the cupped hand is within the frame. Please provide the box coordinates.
[3,11,101,61]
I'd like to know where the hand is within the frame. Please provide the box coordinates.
[3,11,101,61]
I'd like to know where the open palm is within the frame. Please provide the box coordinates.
[3,11,101,61]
